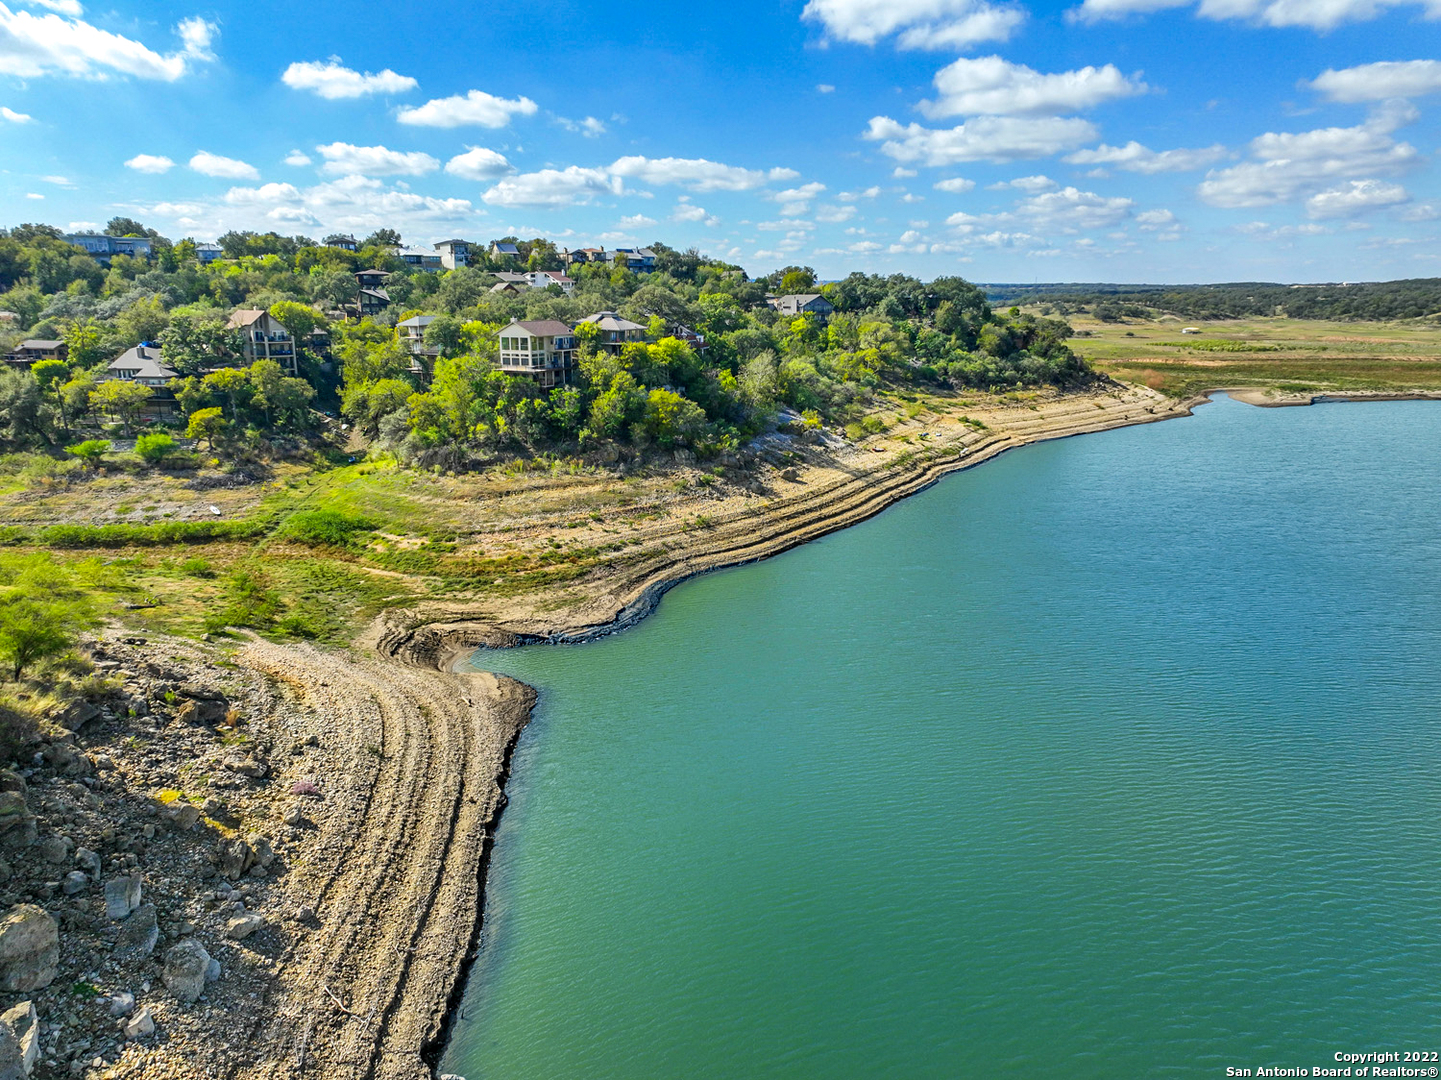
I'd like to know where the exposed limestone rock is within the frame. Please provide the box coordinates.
[0,906,57,992]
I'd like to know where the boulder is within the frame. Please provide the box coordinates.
[224,913,265,941]
[175,699,227,725]
[103,874,142,920]
[0,793,29,835]
[61,872,88,897]
[162,939,211,1002]
[217,838,254,880]
[247,835,276,870]
[164,803,201,831]
[36,835,69,866]
[222,756,266,780]
[73,848,100,878]
[0,1023,23,1080]
[113,904,158,960]
[0,906,57,992]
[122,1007,154,1041]
[53,700,102,732]
[0,1000,36,1077]
[107,992,134,1019]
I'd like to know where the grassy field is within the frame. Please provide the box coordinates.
[1058,312,1441,398]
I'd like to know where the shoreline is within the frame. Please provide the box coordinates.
[162,384,1435,1080]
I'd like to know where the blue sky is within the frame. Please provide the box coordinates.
[1,0,1439,282]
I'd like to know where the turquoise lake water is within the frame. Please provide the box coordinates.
[445,395,1441,1080]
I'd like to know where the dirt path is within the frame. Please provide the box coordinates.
[233,642,532,1080]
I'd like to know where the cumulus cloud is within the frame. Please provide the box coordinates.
[0,6,217,79]
[189,151,260,180]
[772,181,826,215]
[397,89,538,128]
[214,174,473,232]
[444,146,514,181]
[125,153,174,173]
[1071,0,1436,30]
[315,142,439,177]
[283,150,312,167]
[1135,208,1177,228]
[611,155,798,191]
[1064,140,1228,173]
[920,55,1145,118]
[838,185,882,201]
[1007,174,1057,192]
[482,166,623,207]
[933,177,976,192]
[24,1,83,14]
[1305,179,1410,218]
[864,114,1097,165]
[671,202,719,226]
[817,83,836,92]
[1014,186,1134,229]
[816,204,859,222]
[1198,104,1419,208]
[1308,60,1441,103]
[281,59,418,100]
[802,0,1025,50]
[0,105,30,122]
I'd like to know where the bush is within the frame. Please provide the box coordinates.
[134,433,178,464]
[179,556,214,578]
[65,439,111,467]
[280,509,375,547]
[0,593,94,680]
[39,519,268,548]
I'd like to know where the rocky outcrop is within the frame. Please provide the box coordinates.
[0,906,57,993]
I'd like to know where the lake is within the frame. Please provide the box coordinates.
[445,394,1441,1079]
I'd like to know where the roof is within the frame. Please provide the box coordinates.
[493,271,529,282]
[537,271,573,283]
[492,242,520,254]
[780,293,826,304]
[490,282,524,293]
[106,346,177,381]
[398,247,438,259]
[227,309,266,328]
[18,339,63,350]
[579,311,646,332]
[501,320,573,337]
[435,239,468,247]
[398,315,437,328]
[359,288,390,301]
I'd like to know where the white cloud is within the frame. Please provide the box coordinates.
[1072,0,1438,29]
[316,142,439,177]
[771,181,826,215]
[1198,104,1418,208]
[671,203,719,226]
[802,0,1025,50]
[1064,140,1228,173]
[921,55,1145,118]
[933,177,975,192]
[124,153,174,173]
[893,166,918,177]
[1308,60,1441,103]
[213,174,473,234]
[189,151,260,180]
[1008,174,1057,192]
[444,146,514,181]
[1400,202,1438,221]
[41,174,70,186]
[556,114,607,137]
[280,59,416,101]
[24,192,42,199]
[610,155,797,192]
[1135,208,1177,228]
[839,185,882,201]
[481,166,623,207]
[817,83,836,92]
[397,89,538,128]
[815,204,859,222]
[24,1,83,14]
[0,105,30,122]
[0,6,217,79]
[1305,179,1410,218]
[864,114,1097,165]
[283,150,312,167]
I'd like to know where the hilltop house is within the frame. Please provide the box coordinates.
[490,241,520,261]
[355,269,389,290]
[324,234,359,251]
[490,281,525,295]
[496,320,578,388]
[64,234,153,263]
[195,242,223,265]
[104,344,178,412]
[358,289,391,317]
[578,311,646,354]
[528,270,575,294]
[5,339,67,367]
[613,247,657,273]
[562,247,607,268]
[398,315,439,383]
[435,240,471,269]
[769,293,834,321]
[396,246,443,272]
[227,309,298,374]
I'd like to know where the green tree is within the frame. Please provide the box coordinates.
[0,595,90,680]
[641,388,707,448]
[62,319,107,368]
[186,406,227,449]
[159,313,238,376]
[134,432,177,464]
[422,314,466,358]
[202,367,250,421]
[65,438,111,468]
[31,358,71,432]
[91,379,152,433]
[268,300,320,344]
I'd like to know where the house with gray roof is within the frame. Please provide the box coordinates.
[578,311,647,354]
[496,320,578,388]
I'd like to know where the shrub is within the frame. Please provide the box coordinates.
[280,509,375,547]
[179,556,214,578]
[134,433,178,465]
[65,439,111,468]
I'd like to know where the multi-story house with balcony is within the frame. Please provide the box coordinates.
[613,247,657,273]
[527,270,575,293]
[228,309,298,374]
[435,240,471,269]
[324,234,359,251]
[768,293,835,322]
[490,240,521,261]
[5,339,67,368]
[103,344,179,413]
[496,320,578,389]
[562,246,607,268]
[195,242,223,264]
[396,246,443,271]
[578,311,647,354]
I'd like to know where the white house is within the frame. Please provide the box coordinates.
[434,240,471,270]
[527,270,575,294]
[496,320,578,388]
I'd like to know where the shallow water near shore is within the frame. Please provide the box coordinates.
[446,394,1441,1080]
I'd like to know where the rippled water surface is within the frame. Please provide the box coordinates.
[446,396,1441,1079]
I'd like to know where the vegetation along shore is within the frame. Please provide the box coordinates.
[0,222,1437,1079]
